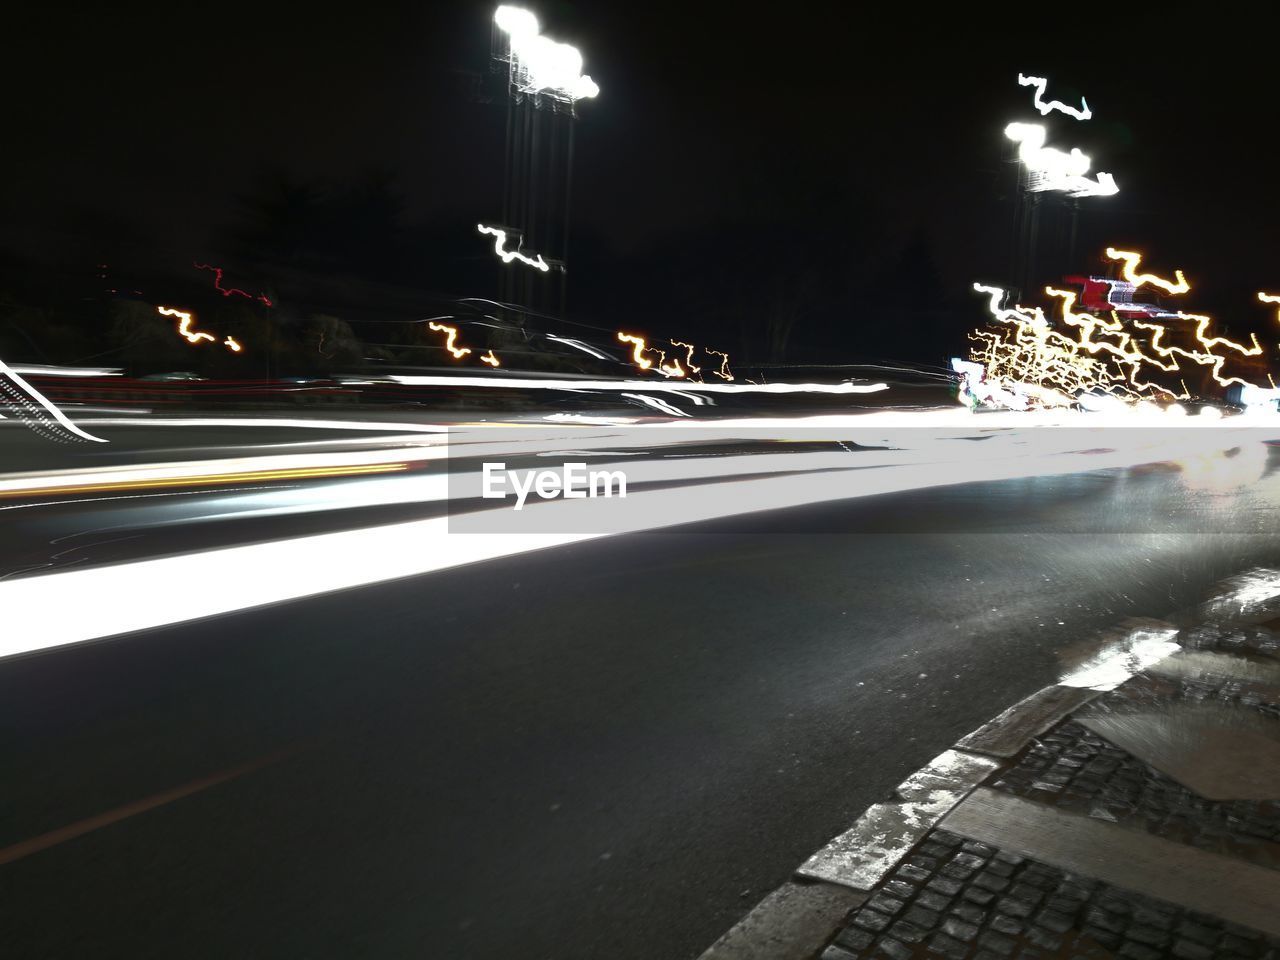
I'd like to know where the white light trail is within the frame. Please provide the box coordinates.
[477,224,550,272]
[387,373,887,396]
[545,334,610,360]
[620,393,689,417]
[6,418,1277,656]
[0,357,107,443]
[1017,74,1091,121]
[1005,123,1118,197]
[9,365,124,378]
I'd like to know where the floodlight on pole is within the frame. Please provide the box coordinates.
[1005,123,1118,197]
[494,5,598,103]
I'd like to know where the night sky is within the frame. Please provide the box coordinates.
[3,3,1276,365]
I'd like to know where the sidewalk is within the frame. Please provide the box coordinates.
[702,571,1280,960]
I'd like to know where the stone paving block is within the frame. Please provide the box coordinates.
[1026,925,1064,951]
[881,880,916,901]
[833,926,875,952]
[863,893,903,916]
[874,937,912,960]
[926,876,963,897]
[852,909,892,933]
[977,929,1016,956]
[941,917,979,941]
[962,886,996,906]
[915,891,951,913]
[927,932,969,959]
[901,905,940,929]
[885,920,927,944]
[989,914,1023,936]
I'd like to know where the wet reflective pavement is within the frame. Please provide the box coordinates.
[821,573,1280,960]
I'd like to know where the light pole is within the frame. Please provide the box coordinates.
[1004,84,1115,299]
[490,6,597,322]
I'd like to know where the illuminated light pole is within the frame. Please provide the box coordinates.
[490,5,596,323]
[1006,75,1115,300]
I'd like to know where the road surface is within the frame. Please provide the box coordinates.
[3,414,1280,958]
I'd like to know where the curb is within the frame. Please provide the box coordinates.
[697,574,1280,960]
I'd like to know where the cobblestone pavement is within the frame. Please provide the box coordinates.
[824,829,1278,960]
[816,615,1280,959]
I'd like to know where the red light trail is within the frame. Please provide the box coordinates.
[194,263,273,307]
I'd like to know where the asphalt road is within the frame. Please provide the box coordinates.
[4,451,1280,958]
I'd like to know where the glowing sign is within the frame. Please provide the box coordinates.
[477,224,550,272]
[494,5,598,101]
[1005,123,1118,197]
[1017,74,1091,121]
[1104,249,1190,295]
[428,322,473,359]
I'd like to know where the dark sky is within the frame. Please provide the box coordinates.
[3,3,1276,361]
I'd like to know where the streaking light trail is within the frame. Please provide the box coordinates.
[0,357,107,443]
[1017,74,1091,120]
[428,322,473,359]
[618,332,655,371]
[671,341,701,377]
[966,248,1276,410]
[1104,248,1190,295]
[480,349,501,368]
[707,349,734,382]
[6,415,1272,656]
[194,263,273,306]
[160,306,215,344]
[388,373,886,396]
[477,224,550,272]
[157,306,246,354]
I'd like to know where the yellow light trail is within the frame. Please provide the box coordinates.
[159,306,216,344]
[428,322,473,359]
[0,462,407,500]
[480,349,501,367]
[671,340,701,378]
[1104,248,1190,295]
[617,332,655,370]
[707,349,734,382]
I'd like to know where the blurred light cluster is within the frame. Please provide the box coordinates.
[494,6,598,102]
[616,332,734,382]
[1007,72,1116,197]
[961,250,1277,412]
[1005,123,1117,197]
